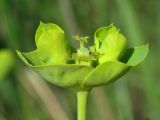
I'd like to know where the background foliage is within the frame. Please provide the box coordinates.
[0,0,159,120]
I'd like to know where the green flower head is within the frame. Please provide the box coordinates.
[17,22,148,90]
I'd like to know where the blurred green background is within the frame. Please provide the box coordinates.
[0,0,159,120]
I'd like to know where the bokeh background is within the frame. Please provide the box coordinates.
[0,0,160,120]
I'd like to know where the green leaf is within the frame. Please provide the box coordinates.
[0,49,15,80]
[94,24,127,64]
[34,64,93,87]
[82,61,131,88]
[120,44,149,66]
[17,50,93,87]
[19,22,70,66]
[82,44,148,88]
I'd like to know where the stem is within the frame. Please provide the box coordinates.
[77,90,89,120]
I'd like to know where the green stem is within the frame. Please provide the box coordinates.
[77,90,89,120]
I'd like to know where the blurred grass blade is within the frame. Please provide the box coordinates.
[0,0,21,50]
[114,79,133,120]
[116,0,160,113]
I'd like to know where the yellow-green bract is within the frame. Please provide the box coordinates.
[17,22,148,90]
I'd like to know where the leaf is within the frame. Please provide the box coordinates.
[120,44,149,66]
[17,50,93,87]
[34,64,93,87]
[20,22,70,66]
[94,24,127,64]
[82,61,131,88]
[82,44,148,88]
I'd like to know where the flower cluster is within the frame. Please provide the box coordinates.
[17,22,148,90]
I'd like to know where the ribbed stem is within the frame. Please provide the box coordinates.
[77,90,89,120]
